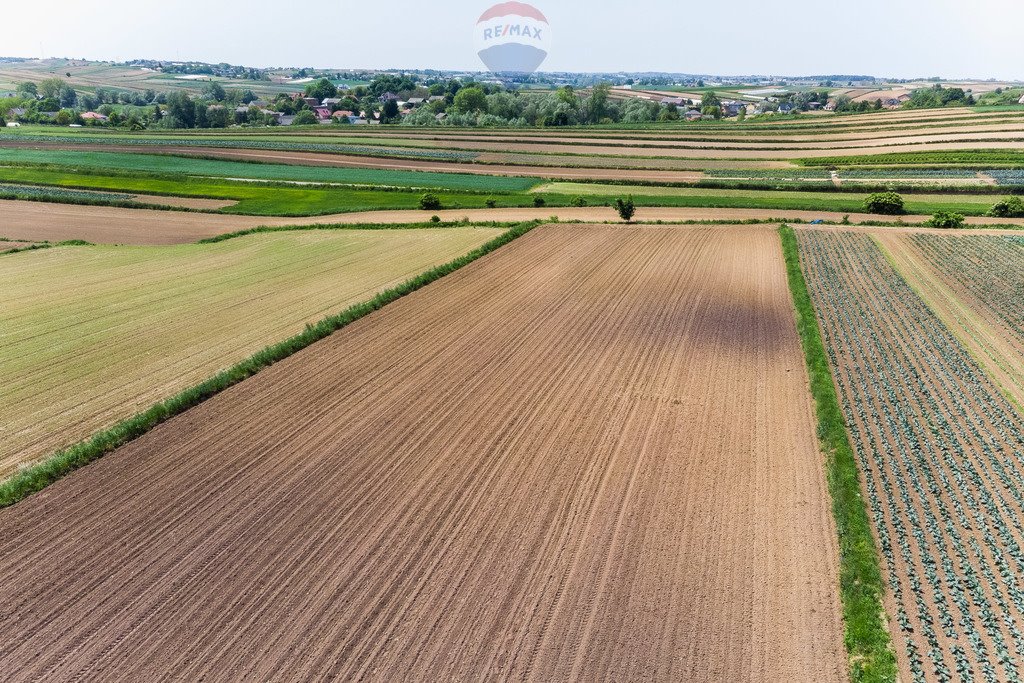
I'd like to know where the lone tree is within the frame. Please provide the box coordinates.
[419,193,442,210]
[864,191,905,215]
[927,211,965,229]
[615,196,636,222]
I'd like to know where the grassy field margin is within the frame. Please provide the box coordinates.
[0,220,541,508]
[778,225,897,682]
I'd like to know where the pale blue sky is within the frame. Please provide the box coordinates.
[6,0,1022,79]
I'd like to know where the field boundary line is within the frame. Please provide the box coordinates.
[0,220,541,508]
[779,225,898,682]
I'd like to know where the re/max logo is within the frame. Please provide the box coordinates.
[482,24,543,41]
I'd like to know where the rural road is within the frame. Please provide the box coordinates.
[3,199,1024,245]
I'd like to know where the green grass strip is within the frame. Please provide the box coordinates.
[778,225,897,683]
[0,220,541,508]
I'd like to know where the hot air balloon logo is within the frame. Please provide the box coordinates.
[474,3,551,74]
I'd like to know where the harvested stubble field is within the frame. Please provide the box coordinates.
[0,224,845,681]
[799,229,1024,682]
[0,227,501,476]
[6,198,1024,246]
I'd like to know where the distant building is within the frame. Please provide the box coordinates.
[684,109,702,121]
[313,107,332,121]
[379,92,399,103]
[5,121,20,127]
[322,98,343,106]
[778,103,794,114]
[1018,94,1024,105]
[660,97,685,107]
[302,97,319,107]
[407,97,425,105]
[80,112,108,122]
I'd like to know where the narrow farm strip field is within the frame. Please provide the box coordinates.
[798,230,1024,682]
[0,227,502,476]
[0,224,845,682]
[5,199,1024,245]
[876,233,1024,408]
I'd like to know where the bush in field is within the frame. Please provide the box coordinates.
[430,215,441,223]
[926,211,965,229]
[485,198,497,208]
[533,196,546,208]
[570,196,587,207]
[419,193,442,211]
[864,191,905,215]
[615,196,636,222]
[988,196,1024,218]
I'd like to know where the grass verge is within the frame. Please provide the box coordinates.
[778,225,897,682]
[0,220,540,508]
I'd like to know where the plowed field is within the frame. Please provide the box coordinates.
[0,224,844,682]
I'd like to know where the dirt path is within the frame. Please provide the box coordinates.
[4,199,1023,245]
[0,224,845,681]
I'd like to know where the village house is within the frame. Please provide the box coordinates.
[778,102,794,114]
[322,98,343,107]
[660,96,685,107]
[80,112,108,122]
[684,109,702,121]
[313,107,332,122]
[302,97,319,108]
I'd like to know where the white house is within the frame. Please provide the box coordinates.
[1018,94,1024,105]
[5,121,20,127]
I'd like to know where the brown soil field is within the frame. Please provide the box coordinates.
[0,224,845,681]
[5,199,1024,245]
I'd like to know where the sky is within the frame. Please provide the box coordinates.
[4,0,1023,80]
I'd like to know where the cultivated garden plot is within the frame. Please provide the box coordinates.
[0,227,501,477]
[875,232,1024,409]
[0,224,845,682]
[798,229,1024,683]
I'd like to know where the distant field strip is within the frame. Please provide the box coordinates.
[799,230,1024,683]
[0,224,845,682]
[0,149,538,192]
[0,227,502,476]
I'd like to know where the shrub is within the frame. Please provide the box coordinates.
[533,196,546,208]
[988,196,1024,218]
[419,193,442,211]
[292,110,317,126]
[430,215,441,223]
[570,196,587,207]
[614,196,636,222]
[485,198,497,208]
[927,211,965,229]
[863,192,905,215]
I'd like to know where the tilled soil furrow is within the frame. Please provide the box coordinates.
[0,224,844,682]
